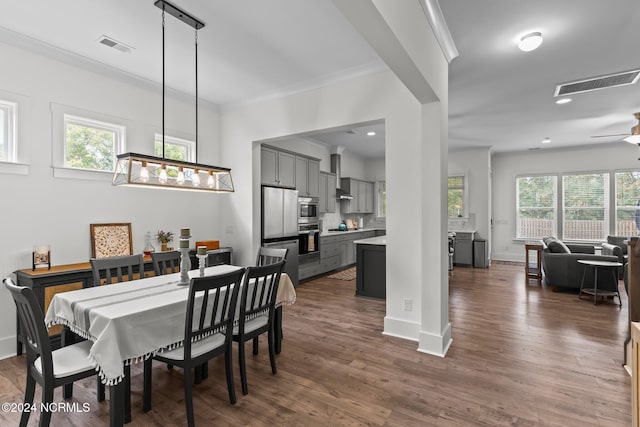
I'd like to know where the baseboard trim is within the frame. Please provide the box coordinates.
[417,322,452,357]
[383,316,420,342]
[0,335,16,360]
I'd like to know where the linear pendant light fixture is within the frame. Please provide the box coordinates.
[624,112,640,145]
[113,0,234,193]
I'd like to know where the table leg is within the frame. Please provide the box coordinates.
[614,269,622,308]
[110,380,125,427]
[62,327,74,399]
[593,266,599,305]
[578,266,588,299]
[124,365,131,423]
[275,306,283,354]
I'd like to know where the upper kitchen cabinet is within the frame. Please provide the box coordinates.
[319,172,337,213]
[295,156,320,198]
[340,178,375,214]
[261,146,296,187]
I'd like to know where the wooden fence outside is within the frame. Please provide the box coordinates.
[518,218,638,239]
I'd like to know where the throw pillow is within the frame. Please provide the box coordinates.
[544,237,571,253]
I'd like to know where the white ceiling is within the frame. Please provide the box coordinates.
[1,1,638,157]
[441,0,640,153]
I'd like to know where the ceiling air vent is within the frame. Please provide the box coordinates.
[555,69,640,96]
[97,35,133,53]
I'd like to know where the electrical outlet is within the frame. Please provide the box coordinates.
[225,225,234,234]
[403,298,413,311]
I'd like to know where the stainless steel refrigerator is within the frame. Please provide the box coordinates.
[261,185,299,287]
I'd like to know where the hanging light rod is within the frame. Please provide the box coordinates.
[153,0,205,29]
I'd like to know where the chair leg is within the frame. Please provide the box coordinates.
[19,374,35,427]
[239,341,248,395]
[63,382,73,399]
[225,344,237,404]
[268,328,277,375]
[184,368,195,427]
[39,384,54,427]
[253,337,259,355]
[202,362,208,380]
[143,358,152,412]
[194,365,202,384]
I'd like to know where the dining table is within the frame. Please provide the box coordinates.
[44,264,296,427]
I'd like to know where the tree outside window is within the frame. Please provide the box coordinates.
[64,115,124,172]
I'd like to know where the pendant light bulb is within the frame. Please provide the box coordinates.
[177,167,185,185]
[140,161,149,183]
[159,164,167,184]
[207,171,215,188]
[192,169,200,187]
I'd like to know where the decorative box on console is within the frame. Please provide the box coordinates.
[195,240,219,250]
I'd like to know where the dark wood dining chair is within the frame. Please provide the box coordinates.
[4,277,99,427]
[90,254,145,286]
[255,247,288,267]
[150,250,181,275]
[143,268,245,427]
[89,253,143,403]
[233,261,284,395]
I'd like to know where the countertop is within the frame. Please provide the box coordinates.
[353,236,387,246]
[448,229,476,234]
[319,228,384,237]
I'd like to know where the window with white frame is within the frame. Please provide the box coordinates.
[516,175,557,239]
[615,171,640,236]
[448,175,465,217]
[64,114,125,172]
[0,99,17,162]
[562,173,609,241]
[376,180,386,218]
[154,134,195,162]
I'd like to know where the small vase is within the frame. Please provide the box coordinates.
[161,242,168,252]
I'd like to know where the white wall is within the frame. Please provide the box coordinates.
[448,147,491,249]
[491,143,640,262]
[0,41,225,358]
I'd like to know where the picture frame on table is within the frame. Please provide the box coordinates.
[32,245,51,270]
[90,223,133,258]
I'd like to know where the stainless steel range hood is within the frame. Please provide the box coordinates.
[330,153,353,199]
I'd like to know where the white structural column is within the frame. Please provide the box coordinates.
[333,0,455,355]
[418,101,451,356]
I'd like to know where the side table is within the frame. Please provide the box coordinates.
[525,242,543,284]
[577,259,623,307]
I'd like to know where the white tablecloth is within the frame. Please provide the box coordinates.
[44,265,295,385]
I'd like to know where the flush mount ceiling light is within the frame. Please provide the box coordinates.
[541,137,551,144]
[366,131,376,136]
[518,32,543,52]
[113,0,234,193]
[625,112,640,144]
[555,98,572,105]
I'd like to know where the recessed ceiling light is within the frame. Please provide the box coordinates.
[367,131,376,136]
[541,137,551,144]
[555,98,572,105]
[519,32,543,52]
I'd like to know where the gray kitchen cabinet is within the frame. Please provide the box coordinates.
[340,178,375,214]
[453,231,475,266]
[319,172,337,213]
[295,156,320,197]
[261,146,295,187]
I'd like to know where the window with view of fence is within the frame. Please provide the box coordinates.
[516,175,557,238]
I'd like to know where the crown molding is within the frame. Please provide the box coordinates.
[417,0,459,63]
[0,26,220,113]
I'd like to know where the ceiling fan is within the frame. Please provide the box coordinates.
[591,112,640,144]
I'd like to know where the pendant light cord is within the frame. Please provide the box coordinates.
[195,29,198,163]
[162,8,166,159]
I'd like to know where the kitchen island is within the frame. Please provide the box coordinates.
[353,235,386,299]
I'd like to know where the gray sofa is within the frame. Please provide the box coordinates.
[601,235,629,277]
[541,237,619,291]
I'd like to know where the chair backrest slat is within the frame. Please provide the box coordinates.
[151,251,181,276]
[90,254,145,286]
[239,261,284,330]
[255,247,288,267]
[184,269,245,360]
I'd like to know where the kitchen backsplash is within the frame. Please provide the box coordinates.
[448,213,476,231]
[319,211,384,232]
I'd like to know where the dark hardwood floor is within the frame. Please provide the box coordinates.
[0,262,631,426]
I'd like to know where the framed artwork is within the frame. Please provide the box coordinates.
[90,223,133,258]
[32,245,51,270]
